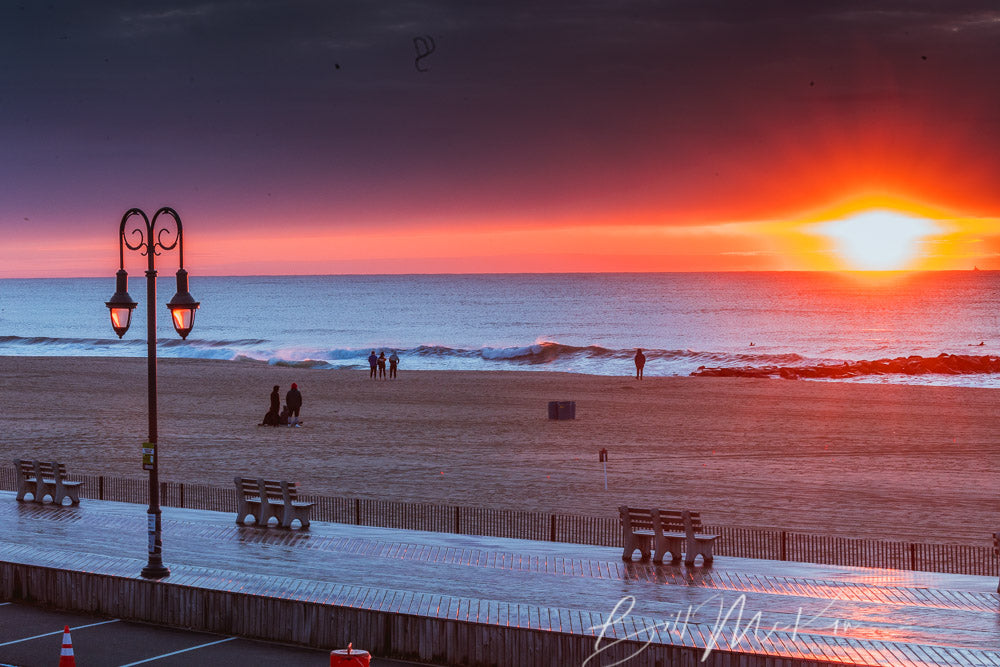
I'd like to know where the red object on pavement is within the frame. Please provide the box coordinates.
[330,642,371,666]
[59,625,76,667]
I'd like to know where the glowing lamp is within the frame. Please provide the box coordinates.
[105,269,138,338]
[166,268,199,339]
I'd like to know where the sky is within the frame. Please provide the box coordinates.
[2,0,1000,277]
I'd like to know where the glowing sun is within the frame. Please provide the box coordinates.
[813,209,941,270]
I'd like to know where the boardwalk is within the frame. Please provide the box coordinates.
[0,492,998,666]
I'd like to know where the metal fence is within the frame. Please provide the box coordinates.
[2,465,996,577]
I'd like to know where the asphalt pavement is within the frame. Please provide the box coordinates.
[0,601,433,667]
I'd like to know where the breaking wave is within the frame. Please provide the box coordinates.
[2,335,1000,384]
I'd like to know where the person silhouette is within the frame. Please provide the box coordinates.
[285,383,302,425]
[634,348,646,380]
[377,351,387,379]
[267,385,280,426]
[389,350,399,378]
[368,350,377,379]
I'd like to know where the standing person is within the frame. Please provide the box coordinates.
[389,350,399,379]
[268,385,281,426]
[285,382,302,425]
[634,348,646,380]
[368,350,378,379]
[377,351,387,379]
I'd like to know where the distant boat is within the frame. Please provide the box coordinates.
[974,266,980,271]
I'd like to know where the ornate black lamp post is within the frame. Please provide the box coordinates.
[105,207,199,579]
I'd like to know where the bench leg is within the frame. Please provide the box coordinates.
[621,530,637,561]
[36,483,57,504]
[684,542,715,567]
[263,503,283,527]
[621,533,651,561]
[281,509,311,530]
[655,537,684,565]
[652,535,664,564]
[235,501,262,526]
[54,486,80,506]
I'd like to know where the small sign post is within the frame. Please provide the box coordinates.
[599,448,608,490]
[142,442,155,471]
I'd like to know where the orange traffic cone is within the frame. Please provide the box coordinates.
[59,625,76,666]
[330,642,370,666]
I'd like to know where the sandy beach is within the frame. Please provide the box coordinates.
[2,355,998,546]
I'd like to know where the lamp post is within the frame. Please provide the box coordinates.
[105,207,199,579]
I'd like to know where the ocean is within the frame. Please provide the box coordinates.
[2,272,999,387]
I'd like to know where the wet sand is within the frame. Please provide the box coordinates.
[3,356,998,545]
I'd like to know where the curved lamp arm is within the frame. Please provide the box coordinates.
[107,206,198,339]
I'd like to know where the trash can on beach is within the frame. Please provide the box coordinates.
[548,400,576,420]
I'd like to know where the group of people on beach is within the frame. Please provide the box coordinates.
[259,350,402,426]
[260,348,645,424]
[262,383,303,427]
[368,350,399,379]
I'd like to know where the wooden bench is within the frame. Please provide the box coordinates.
[619,505,720,566]
[15,459,83,505]
[234,476,313,529]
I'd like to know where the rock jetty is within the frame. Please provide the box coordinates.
[690,353,1000,380]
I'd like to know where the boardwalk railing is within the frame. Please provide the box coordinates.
[1,466,996,577]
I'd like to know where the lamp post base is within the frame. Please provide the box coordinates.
[140,563,170,579]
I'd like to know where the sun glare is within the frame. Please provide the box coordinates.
[813,209,940,271]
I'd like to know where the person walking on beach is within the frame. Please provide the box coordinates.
[377,351,387,379]
[389,350,399,378]
[634,348,646,380]
[267,385,281,426]
[368,350,378,379]
[285,382,302,425]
